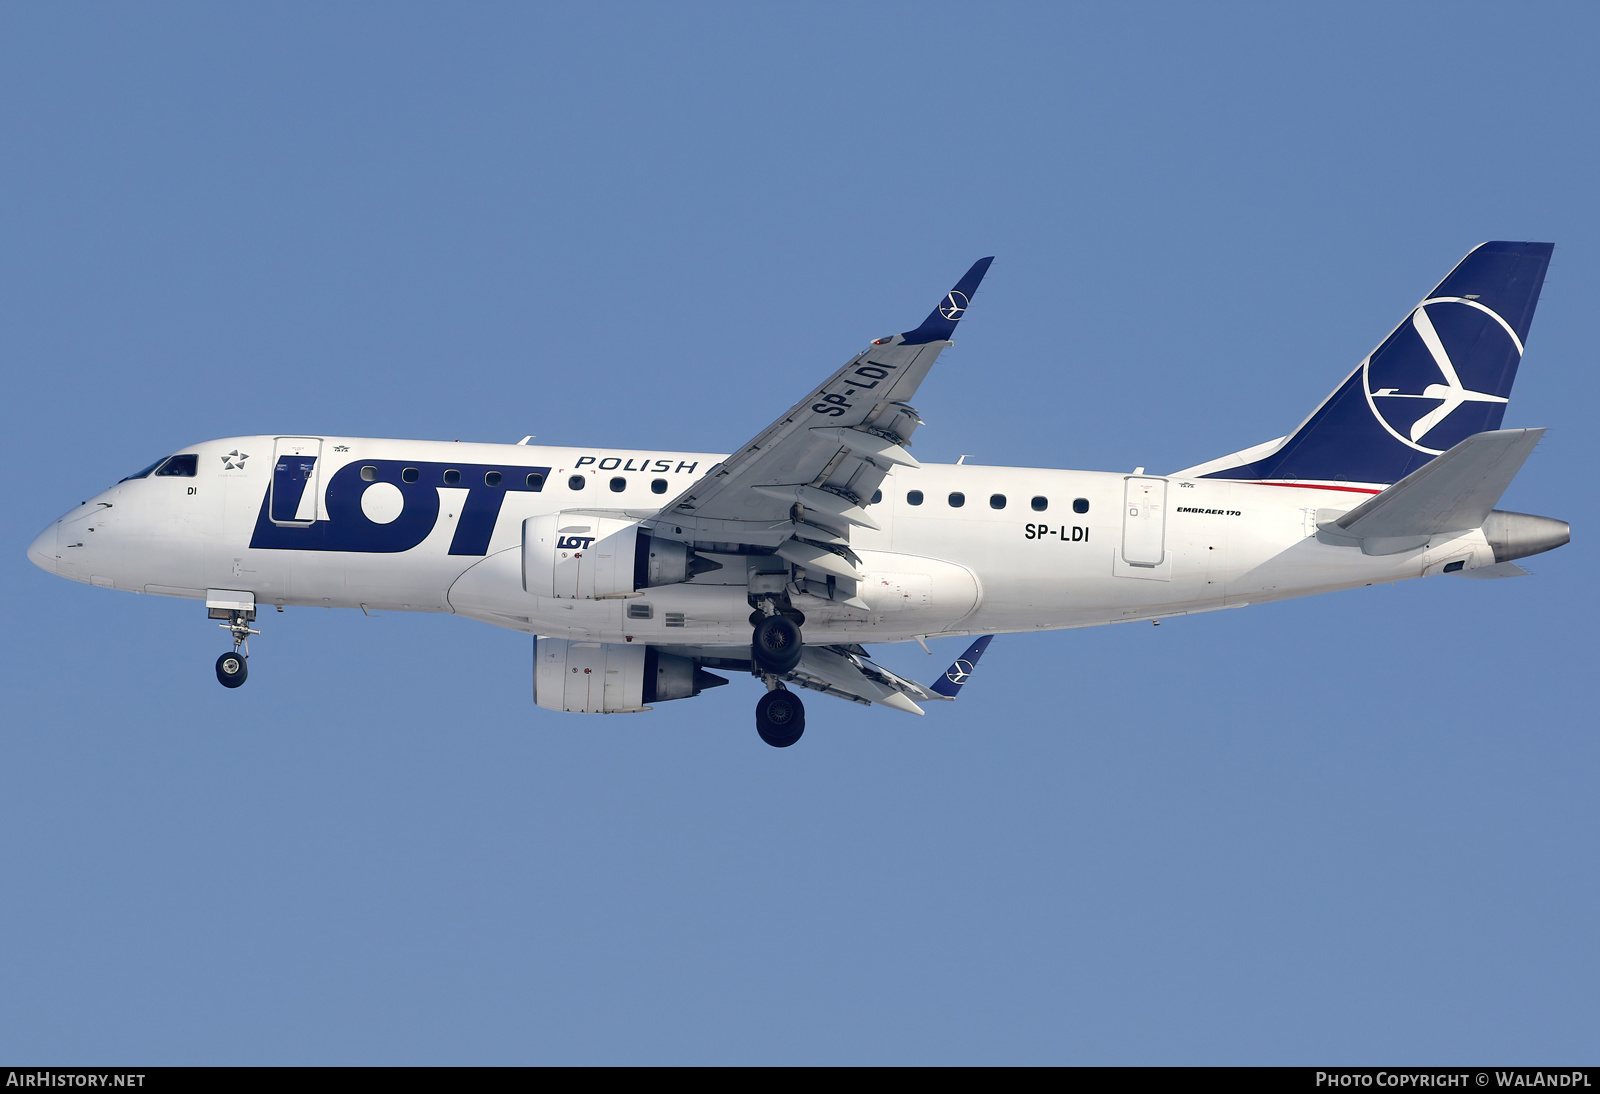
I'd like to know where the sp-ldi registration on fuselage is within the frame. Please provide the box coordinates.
[28,245,1570,747]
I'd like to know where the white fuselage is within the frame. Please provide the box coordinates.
[31,435,1497,646]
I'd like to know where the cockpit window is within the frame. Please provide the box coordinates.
[120,457,168,482]
[154,454,198,477]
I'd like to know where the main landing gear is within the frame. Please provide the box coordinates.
[751,603,805,746]
[752,613,802,674]
[756,685,805,748]
[215,610,258,689]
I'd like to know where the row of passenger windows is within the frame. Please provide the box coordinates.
[136,454,1086,517]
[905,490,1089,513]
[353,463,1085,511]
[573,476,670,494]
[360,465,670,494]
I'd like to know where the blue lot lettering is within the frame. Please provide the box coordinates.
[556,535,596,550]
[250,459,551,555]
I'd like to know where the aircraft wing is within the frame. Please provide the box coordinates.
[784,636,996,715]
[656,635,995,716]
[652,259,993,567]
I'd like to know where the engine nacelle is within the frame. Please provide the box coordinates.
[522,513,716,599]
[533,638,726,713]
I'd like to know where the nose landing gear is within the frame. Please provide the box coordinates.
[216,651,248,688]
[215,610,258,689]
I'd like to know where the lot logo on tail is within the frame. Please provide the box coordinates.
[939,290,969,321]
[1363,297,1522,455]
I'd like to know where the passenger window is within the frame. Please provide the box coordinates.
[526,472,545,489]
[485,471,502,487]
[610,477,626,492]
[443,469,461,485]
[651,478,668,494]
[1073,498,1090,514]
[155,454,198,477]
[990,494,1006,510]
[402,467,419,484]
[907,490,923,506]
[871,490,883,504]
[626,603,653,620]
[948,492,965,508]
[360,465,377,482]
[568,475,586,491]
[1031,496,1048,512]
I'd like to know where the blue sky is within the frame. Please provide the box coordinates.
[2,2,1595,1064]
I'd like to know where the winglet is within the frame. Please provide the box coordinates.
[929,635,993,698]
[900,257,994,345]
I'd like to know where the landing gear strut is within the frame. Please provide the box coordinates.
[756,685,805,748]
[215,610,258,689]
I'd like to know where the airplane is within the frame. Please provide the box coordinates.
[27,243,1570,748]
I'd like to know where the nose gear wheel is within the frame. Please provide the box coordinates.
[214,610,259,689]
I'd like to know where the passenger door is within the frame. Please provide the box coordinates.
[1121,476,1167,567]
[270,437,323,526]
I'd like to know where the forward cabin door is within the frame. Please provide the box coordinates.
[1121,476,1168,567]
[270,437,323,526]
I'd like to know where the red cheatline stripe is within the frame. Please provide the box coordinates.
[1240,481,1382,495]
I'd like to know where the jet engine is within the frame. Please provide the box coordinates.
[522,513,719,599]
[533,638,727,713]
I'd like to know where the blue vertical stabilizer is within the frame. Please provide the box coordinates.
[1200,241,1553,486]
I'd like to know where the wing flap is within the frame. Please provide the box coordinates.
[784,645,943,714]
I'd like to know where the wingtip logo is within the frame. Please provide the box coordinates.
[945,658,975,685]
[1363,297,1523,455]
[939,290,969,322]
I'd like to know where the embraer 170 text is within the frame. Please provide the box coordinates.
[29,244,1570,747]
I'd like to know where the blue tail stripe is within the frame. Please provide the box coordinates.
[1203,241,1552,486]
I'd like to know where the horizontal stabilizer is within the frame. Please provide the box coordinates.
[1317,428,1543,554]
[929,635,993,698]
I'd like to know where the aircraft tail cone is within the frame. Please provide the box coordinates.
[1482,510,1570,563]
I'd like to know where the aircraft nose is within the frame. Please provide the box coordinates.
[28,521,58,574]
